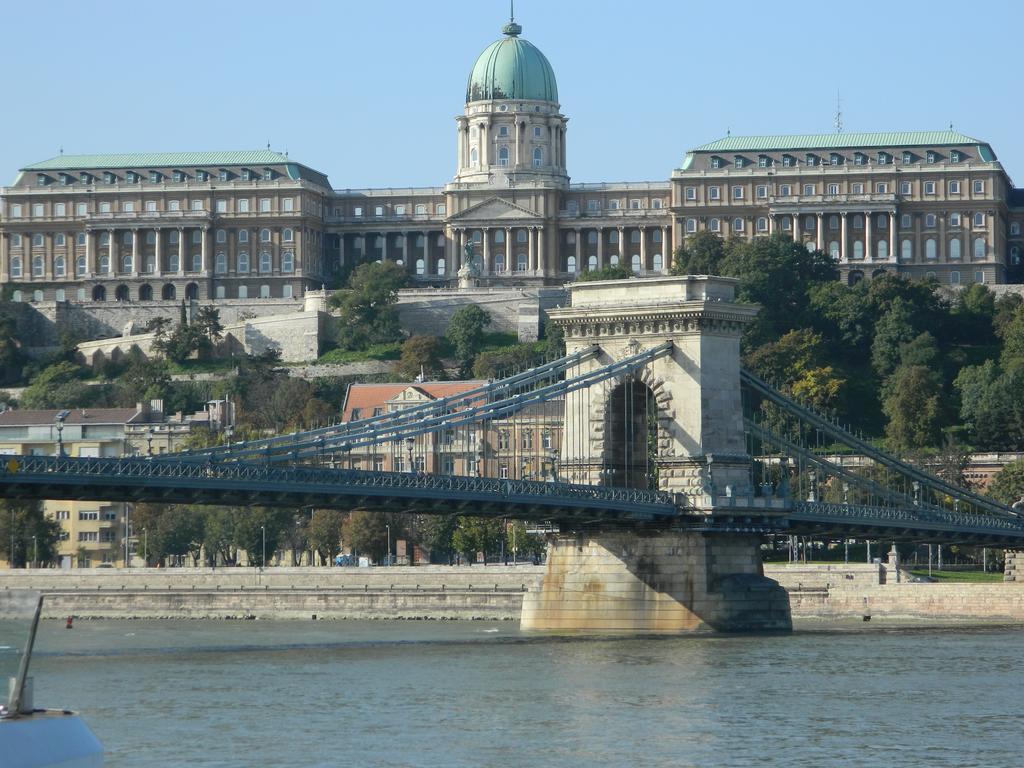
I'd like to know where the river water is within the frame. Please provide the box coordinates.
[20,619,1024,767]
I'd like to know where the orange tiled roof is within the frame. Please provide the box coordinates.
[342,381,487,422]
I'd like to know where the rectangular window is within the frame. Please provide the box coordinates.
[216,199,227,213]
[876,182,888,194]
[145,200,157,212]
[100,202,112,213]
[685,218,697,233]
[827,184,839,195]
[32,203,44,217]
[629,199,642,209]
[851,183,864,194]
[974,212,985,227]
[685,186,697,200]
[375,206,384,216]
[782,155,793,167]
[951,150,961,163]
[901,214,912,228]
[191,200,202,211]
[123,201,134,212]
[10,204,21,218]
[925,214,937,228]
[436,204,446,215]
[353,206,363,217]
[608,200,619,210]
[949,213,961,227]
[756,185,767,198]
[802,184,815,196]
[282,197,294,212]
[708,187,721,201]
[779,184,791,196]
[902,152,912,164]
[76,202,86,216]
[395,204,406,215]
[55,203,66,216]
[587,200,600,211]
[259,198,271,212]
[924,181,936,194]
[238,199,250,212]
[973,180,985,194]
[732,186,744,200]
[758,156,769,168]
[949,181,961,194]
[900,181,912,195]
[710,157,722,169]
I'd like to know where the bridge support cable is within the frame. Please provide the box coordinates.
[174,345,602,463]
[192,342,673,465]
[741,368,1017,520]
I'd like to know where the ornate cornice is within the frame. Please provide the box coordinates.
[548,301,757,339]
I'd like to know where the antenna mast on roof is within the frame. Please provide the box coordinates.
[510,0,514,22]
[834,90,843,134]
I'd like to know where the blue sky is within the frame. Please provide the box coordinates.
[3,0,1022,188]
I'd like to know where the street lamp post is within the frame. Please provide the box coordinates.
[405,437,415,474]
[142,528,148,566]
[146,426,154,457]
[124,504,130,568]
[32,535,37,569]
[385,524,391,567]
[55,410,69,457]
[261,525,266,570]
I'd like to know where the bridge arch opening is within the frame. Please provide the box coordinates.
[603,376,658,490]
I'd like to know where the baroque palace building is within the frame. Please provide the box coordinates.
[3,15,1024,304]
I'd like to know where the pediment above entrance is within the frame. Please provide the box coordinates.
[449,196,540,224]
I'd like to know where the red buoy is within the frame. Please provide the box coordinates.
[65,616,73,629]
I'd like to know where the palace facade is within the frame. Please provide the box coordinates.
[2,16,1023,305]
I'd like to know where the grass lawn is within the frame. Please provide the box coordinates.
[907,569,1004,583]
[316,342,402,365]
[166,359,240,375]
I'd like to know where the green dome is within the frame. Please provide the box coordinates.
[466,22,558,104]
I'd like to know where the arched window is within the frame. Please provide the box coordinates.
[282,285,293,299]
[415,258,425,275]
[434,258,445,276]
[185,283,199,300]
[32,256,44,276]
[115,284,129,302]
[630,230,641,244]
[161,284,176,300]
[494,253,506,273]
[609,254,619,266]
[238,229,249,243]
[259,251,272,273]
[498,146,509,166]
[281,251,294,273]
[517,253,528,271]
[215,229,226,244]
[876,214,887,229]
[260,228,271,243]
[283,228,293,242]
[191,254,202,272]
[733,217,744,233]
[853,214,864,229]
[631,254,642,273]
[11,290,21,302]
[237,252,249,273]
[974,237,986,259]
[76,255,86,276]
[237,285,247,299]
[92,285,106,301]
[100,232,110,246]
[829,241,840,259]
[853,241,864,260]
[877,239,888,259]
[99,255,110,274]
[588,255,598,271]
[1012,247,1021,265]
[829,215,839,230]
[54,256,66,277]
[587,231,598,245]
[951,271,961,285]
[122,254,132,273]
[926,238,937,260]
[533,147,543,167]
[901,240,912,260]
[756,217,768,232]
[805,215,815,230]
[168,254,179,273]
[566,255,577,273]
[652,253,663,272]
[77,233,86,246]
[949,239,961,260]
[139,284,153,301]
[259,284,270,298]
[215,253,227,274]
[32,234,43,247]
[144,254,155,273]
[470,147,478,165]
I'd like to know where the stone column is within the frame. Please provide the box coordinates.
[865,211,872,261]
[914,214,922,264]
[528,226,536,273]
[660,225,669,272]
[454,229,463,272]
[108,229,117,274]
[505,226,512,273]
[401,232,409,271]
[938,215,946,264]
[889,211,897,261]
[338,233,346,268]
[482,228,490,275]
[201,227,209,274]
[574,228,582,271]
[131,229,139,276]
[85,230,94,276]
[481,119,491,167]
[0,232,7,282]
[617,226,625,266]
[793,213,800,244]
[768,214,775,235]
[536,226,544,274]
[177,228,185,275]
[154,229,162,277]
[816,213,824,251]
[840,212,848,261]
[597,226,604,268]
[640,226,647,272]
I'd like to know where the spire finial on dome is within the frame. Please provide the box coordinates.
[502,1,522,36]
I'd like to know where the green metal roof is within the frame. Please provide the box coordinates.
[21,150,293,172]
[467,22,558,103]
[691,131,986,153]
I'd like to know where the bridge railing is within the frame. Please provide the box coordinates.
[791,501,1024,536]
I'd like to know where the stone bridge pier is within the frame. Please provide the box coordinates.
[521,276,791,633]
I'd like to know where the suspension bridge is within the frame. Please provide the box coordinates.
[2,275,1022,632]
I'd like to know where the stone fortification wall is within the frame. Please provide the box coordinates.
[763,563,888,590]
[395,287,566,340]
[789,583,1024,622]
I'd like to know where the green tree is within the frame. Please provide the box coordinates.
[989,459,1024,506]
[194,306,225,347]
[542,324,565,359]
[0,499,61,567]
[671,231,729,275]
[882,364,943,452]
[132,503,205,566]
[471,343,537,379]
[308,509,346,565]
[446,304,492,375]
[744,329,845,412]
[577,263,633,281]
[396,335,446,381]
[451,516,503,563]
[328,261,408,351]
[201,507,240,566]
[505,520,546,562]
[420,514,459,563]
[871,298,920,379]
[0,306,27,387]
[955,360,1024,450]
[20,361,96,409]
[233,507,291,567]
[112,352,172,407]
[342,510,398,563]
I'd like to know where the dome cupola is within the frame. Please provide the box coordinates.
[466,21,558,104]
